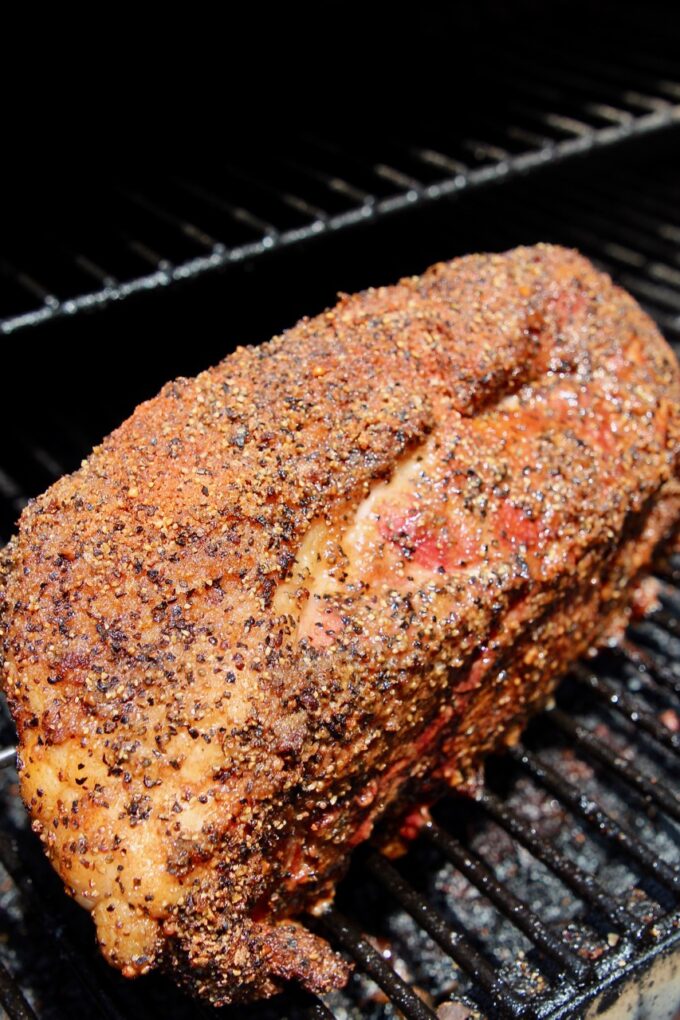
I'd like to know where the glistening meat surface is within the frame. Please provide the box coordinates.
[1,245,679,1005]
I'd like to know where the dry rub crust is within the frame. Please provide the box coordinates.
[1,245,679,1005]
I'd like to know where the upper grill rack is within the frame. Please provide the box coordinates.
[2,21,679,335]
[1,582,679,1020]
[3,140,680,543]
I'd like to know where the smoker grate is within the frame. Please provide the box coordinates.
[0,599,679,1019]
[2,8,679,337]
[2,103,680,1020]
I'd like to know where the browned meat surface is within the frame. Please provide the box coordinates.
[1,245,679,1005]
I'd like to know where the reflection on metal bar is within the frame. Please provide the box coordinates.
[548,708,680,824]
[478,789,645,937]
[0,957,38,1020]
[571,663,680,755]
[422,823,593,982]
[0,746,16,769]
[2,107,678,336]
[366,852,526,1015]
[318,909,438,1020]
[510,744,680,894]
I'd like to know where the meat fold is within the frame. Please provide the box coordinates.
[1,244,679,1005]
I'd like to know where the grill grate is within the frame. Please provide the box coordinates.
[2,609,680,1019]
[2,10,679,337]
[2,93,680,1020]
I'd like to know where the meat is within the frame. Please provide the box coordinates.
[1,244,679,1005]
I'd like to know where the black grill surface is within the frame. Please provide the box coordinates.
[1,109,680,1020]
[2,4,678,338]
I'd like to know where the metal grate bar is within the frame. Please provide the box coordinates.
[498,47,662,120]
[305,999,336,1019]
[535,182,680,282]
[171,177,282,239]
[365,852,527,1016]
[555,209,680,287]
[3,114,679,336]
[477,790,644,937]
[503,28,679,95]
[571,663,680,755]
[218,159,332,223]
[611,169,680,230]
[574,162,680,220]
[0,836,131,1020]
[451,193,680,344]
[506,44,673,117]
[412,147,469,177]
[657,562,680,587]
[572,178,680,256]
[509,744,680,895]
[619,639,680,698]
[0,745,16,768]
[626,614,680,662]
[0,466,27,512]
[272,152,376,206]
[0,958,38,1020]
[421,823,592,982]
[479,164,678,261]
[481,183,680,324]
[649,606,680,639]
[318,909,437,1020]
[115,188,223,251]
[547,708,680,824]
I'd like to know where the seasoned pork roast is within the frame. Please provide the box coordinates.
[1,245,679,1004]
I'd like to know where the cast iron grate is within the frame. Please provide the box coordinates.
[1,96,680,1020]
[1,12,679,336]
[1,140,680,546]
[0,590,679,1019]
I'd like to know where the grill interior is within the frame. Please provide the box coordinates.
[2,22,680,1019]
[2,5,678,338]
